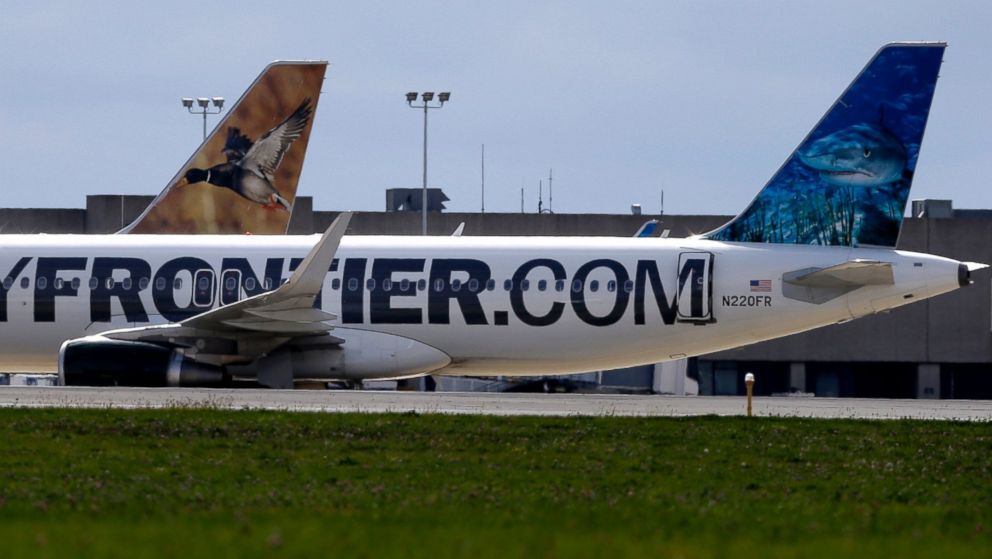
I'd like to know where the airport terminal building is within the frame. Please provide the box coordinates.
[3,195,990,399]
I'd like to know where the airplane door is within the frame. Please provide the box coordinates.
[676,252,713,322]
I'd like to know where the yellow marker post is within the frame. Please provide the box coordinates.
[745,372,755,417]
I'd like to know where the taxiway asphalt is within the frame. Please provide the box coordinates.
[0,386,990,420]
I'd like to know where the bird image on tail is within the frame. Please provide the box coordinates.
[179,98,313,212]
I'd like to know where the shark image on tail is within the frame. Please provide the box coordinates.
[798,123,908,187]
[707,43,943,247]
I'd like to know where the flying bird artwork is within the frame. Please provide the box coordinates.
[179,98,313,211]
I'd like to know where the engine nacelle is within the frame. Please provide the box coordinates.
[229,329,452,384]
[59,337,225,387]
[293,328,452,380]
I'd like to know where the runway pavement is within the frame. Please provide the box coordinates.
[0,386,990,420]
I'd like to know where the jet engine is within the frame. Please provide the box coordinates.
[59,337,225,387]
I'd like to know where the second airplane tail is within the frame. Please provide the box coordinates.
[706,43,945,247]
[121,61,327,235]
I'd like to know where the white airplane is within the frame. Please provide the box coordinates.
[0,43,983,388]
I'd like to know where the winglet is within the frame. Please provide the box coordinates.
[280,212,353,298]
[121,61,328,235]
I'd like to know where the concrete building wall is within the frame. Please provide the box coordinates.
[0,209,85,234]
[313,210,728,238]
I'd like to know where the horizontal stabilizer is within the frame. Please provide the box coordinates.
[784,260,894,288]
[782,260,893,304]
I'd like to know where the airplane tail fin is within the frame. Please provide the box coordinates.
[120,61,327,234]
[705,43,945,247]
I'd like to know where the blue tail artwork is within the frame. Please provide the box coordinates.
[706,43,945,247]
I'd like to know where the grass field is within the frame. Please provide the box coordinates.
[0,408,989,558]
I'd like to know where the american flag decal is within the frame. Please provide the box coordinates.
[750,279,772,292]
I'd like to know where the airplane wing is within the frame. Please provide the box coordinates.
[99,212,352,362]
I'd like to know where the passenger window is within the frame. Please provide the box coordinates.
[347,278,359,291]
[521,280,530,291]
[468,278,479,292]
[2,277,11,290]
[89,277,98,290]
[155,277,166,291]
[382,279,393,292]
[20,277,29,289]
[486,279,496,291]
[400,279,410,292]
[197,276,209,291]
[555,280,565,292]
[54,278,64,290]
[503,279,512,291]
[331,278,341,290]
[433,279,444,292]
[590,280,599,292]
[417,279,427,291]
[137,277,148,290]
[366,278,376,291]
[451,279,462,292]
[571,279,583,292]
[72,278,81,290]
[624,280,634,293]
[224,277,237,291]
[245,277,257,291]
[174,278,183,290]
[537,280,547,292]
[122,278,133,290]
[264,278,273,290]
[105,278,115,290]
[37,277,47,290]
[607,280,616,293]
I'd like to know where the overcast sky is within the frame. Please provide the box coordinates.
[2,1,990,216]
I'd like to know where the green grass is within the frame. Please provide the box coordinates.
[0,409,989,558]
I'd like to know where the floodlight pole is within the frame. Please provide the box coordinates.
[422,101,428,235]
[407,92,449,235]
[183,97,225,140]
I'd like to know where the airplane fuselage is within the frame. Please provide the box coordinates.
[0,234,967,377]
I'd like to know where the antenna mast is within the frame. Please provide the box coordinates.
[481,144,485,213]
[548,168,553,213]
